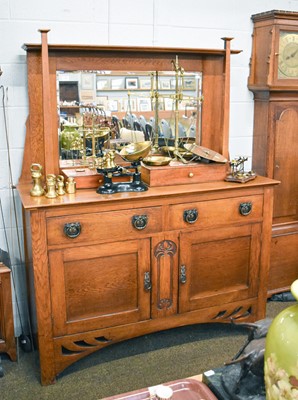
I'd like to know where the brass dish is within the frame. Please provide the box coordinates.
[179,136,196,144]
[184,143,227,163]
[161,146,193,160]
[119,141,152,161]
[94,126,110,138]
[182,151,195,160]
[142,155,172,166]
[161,146,176,157]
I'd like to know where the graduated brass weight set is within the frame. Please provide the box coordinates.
[30,163,76,198]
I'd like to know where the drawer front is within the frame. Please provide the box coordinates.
[168,195,263,231]
[47,206,162,246]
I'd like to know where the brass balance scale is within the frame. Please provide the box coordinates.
[96,141,151,194]
[98,57,229,193]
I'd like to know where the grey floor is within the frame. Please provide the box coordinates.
[0,300,294,400]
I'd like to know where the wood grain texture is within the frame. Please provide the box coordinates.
[20,38,240,184]
[19,35,279,385]
[249,10,298,294]
[20,178,278,385]
[0,264,17,362]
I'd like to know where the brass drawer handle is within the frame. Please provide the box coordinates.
[132,214,148,230]
[183,208,198,224]
[64,222,81,238]
[239,202,252,216]
[144,272,152,291]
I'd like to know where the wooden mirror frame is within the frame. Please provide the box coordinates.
[19,30,241,184]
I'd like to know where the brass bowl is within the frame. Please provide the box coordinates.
[84,127,110,140]
[119,141,152,161]
[161,146,176,157]
[182,151,195,160]
[96,127,110,138]
[161,146,193,160]
[142,155,172,166]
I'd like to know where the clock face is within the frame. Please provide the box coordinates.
[278,31,298,78]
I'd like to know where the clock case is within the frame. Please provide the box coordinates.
[248,10,298,295]
[248,9,298,90]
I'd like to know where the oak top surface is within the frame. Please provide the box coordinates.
[18,175,279,211]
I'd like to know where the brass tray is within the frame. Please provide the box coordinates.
[142,155,172,166]
[102,378,217,399]
[184,143,227,163]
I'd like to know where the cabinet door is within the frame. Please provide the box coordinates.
[272,106,298,221]
[49,239,151,336]
[179,224,261,313]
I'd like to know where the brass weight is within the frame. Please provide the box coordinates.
[66,177,76,194]
[45,174,58,198]
[56,175,65,196]
[30,163,45,197]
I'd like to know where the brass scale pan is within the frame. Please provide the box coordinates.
[183,143,227,163]
[143,144,227,165]
[120,142,227,165]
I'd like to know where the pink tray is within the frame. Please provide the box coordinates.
[101,378,217,400]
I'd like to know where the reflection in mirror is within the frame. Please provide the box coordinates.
[57,67,202,168]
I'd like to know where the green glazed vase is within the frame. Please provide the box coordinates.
[60,124,80,150]
[265,279,298,399]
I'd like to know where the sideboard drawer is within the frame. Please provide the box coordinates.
[47,206,163,246]
[168,195,263,230]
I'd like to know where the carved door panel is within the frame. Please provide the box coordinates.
[273,106,298,221]
[151,234,179,319]
[178,224,261,313]
[49,238,151,336]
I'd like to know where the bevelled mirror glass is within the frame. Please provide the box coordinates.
[57,68,202,168]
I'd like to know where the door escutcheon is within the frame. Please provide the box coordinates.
[180,265,187,284]
[144,272,152,291]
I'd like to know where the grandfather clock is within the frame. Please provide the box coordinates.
[248,10,298,295]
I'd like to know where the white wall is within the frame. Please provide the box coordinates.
[1,0,297,336]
